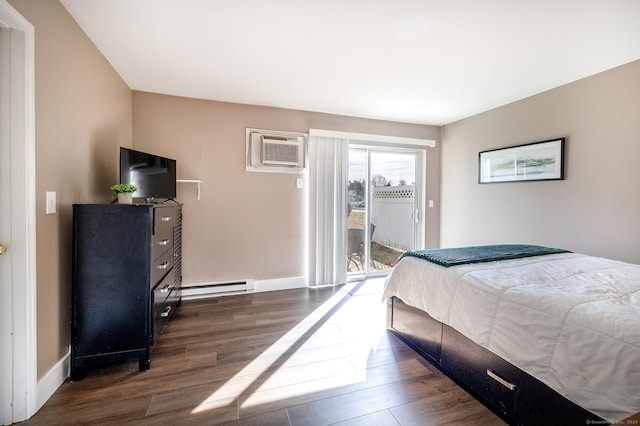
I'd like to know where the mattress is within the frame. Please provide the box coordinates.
[382,252,640,422]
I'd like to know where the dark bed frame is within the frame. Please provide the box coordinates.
[387,296,609,425]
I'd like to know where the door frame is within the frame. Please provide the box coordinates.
[0,1,37,423]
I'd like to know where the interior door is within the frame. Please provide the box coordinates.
[0,7,36,421]
[0,25,13,424]
[347,146,424,277]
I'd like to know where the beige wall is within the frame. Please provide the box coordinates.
[6,0,440,382]
[441,60,640,264]
[10,0,637,398]
[9,0,133,378]
[133,92,441,284]
[11,0,637,388]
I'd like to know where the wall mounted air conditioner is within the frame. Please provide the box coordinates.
[246,128,307,173]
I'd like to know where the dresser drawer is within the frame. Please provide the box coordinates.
[151,273,179,345]
[153,206,178,236]
[151,248,173,287]
[151,231,172,260]
[152,206,177,259]
[440,325,520,418]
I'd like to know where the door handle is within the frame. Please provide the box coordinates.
[0,244,6,255]
[412,209,420,224]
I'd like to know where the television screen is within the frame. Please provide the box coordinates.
[119,147,177,201]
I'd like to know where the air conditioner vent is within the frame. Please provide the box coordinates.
[263,137,300,165]
[246,128,307,173]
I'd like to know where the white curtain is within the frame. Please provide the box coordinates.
[308,134,349,286]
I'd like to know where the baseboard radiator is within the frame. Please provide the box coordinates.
[181,279,255,299]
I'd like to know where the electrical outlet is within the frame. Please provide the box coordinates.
[46,191,56,214]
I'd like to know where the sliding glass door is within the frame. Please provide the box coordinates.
[347,146,424,277]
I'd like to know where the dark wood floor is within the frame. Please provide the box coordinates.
[20,279,506,425]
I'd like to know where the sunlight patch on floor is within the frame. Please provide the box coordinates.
[192,280,388,414]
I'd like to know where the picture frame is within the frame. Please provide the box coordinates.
[479,138,565,184]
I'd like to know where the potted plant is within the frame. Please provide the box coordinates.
[111,183,137,204]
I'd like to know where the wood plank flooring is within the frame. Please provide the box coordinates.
[19,279,506,425]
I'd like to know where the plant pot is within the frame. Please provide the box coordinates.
[117,193,133,204]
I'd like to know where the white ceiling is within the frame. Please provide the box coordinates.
[60,0,640,126]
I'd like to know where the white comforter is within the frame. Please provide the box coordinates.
[382,252,640,422]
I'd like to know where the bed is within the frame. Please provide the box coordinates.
[382,245,640,425]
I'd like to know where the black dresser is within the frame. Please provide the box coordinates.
[70,202,182,380]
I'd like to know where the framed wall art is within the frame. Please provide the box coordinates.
[479,138,565,183]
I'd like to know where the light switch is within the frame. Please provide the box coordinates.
[428,199,434,208]
[46,191,56,214]
[296,178,303,189]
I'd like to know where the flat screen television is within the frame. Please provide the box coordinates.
[119,147,177,201]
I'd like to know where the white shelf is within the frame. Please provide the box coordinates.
[177,179,202,200]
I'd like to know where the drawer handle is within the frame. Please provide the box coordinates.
[157,262,169,270]
[157,239,169,246]
[161,216,172,222]
[486,369,516,391]
[160,284,171,293]
[160,306,171,317]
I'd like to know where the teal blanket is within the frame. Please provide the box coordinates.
[399,244,570,267]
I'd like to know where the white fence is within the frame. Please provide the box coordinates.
[370,185,414,251]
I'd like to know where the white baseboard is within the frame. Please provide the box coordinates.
[36,349,70,411]
[182,276,307,300]
[181,279,256,300]
[254,276,307,292]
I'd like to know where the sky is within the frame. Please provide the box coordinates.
[348,150,416,186]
